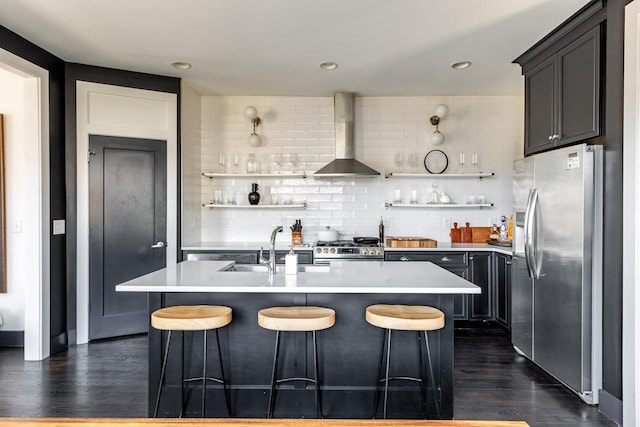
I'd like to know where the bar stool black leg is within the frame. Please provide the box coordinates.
[201,330,208,417]
[215,329,232,416]
[179,332,185,418]
[312,330,322,418]
[154,330,173,418]
[417,332,427,419]
[372,328,387,419]
[382,328,392,419]
[424,330,440,418]
[267,331,281,418]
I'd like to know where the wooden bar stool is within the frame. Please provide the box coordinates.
[258,306,335,418]
[365,304,445,419]
[151,305,232,418]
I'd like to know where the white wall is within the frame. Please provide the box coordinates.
[0,67,26,330]
[181,82,203,245]
[189,95,523,245]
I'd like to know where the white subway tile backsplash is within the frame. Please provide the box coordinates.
[186,95,523,244]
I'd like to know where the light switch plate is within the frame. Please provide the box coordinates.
[53,219,66,235]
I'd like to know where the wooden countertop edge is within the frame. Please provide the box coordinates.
[0,419,529,427]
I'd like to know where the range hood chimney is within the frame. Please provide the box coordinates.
[313,93,380,178]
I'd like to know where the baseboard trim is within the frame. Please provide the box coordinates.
[50,331,68,355]
[0,330,24,346]
[599,389,622,425]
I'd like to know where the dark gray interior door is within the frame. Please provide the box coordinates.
[89,135,167,340]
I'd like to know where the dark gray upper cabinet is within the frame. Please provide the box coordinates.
[514,1,605,157]
[522,27,601,156]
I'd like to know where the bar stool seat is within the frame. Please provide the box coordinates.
[152,305,232,418]
[366,304,445,419]
[365,304,444,331]
[258,306,335,418]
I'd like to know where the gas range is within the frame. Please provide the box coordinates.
[313,239,384,263]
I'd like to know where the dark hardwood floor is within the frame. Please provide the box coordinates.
[0,327,617,426]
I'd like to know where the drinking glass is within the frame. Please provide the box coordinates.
[218,153,226,172]
[271,154,282,173]
[458,153,465,173]
[394,152,404,172]
[393,189,402,204]
[407,153,418,173]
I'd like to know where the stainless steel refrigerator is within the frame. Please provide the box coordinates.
[512,143,602,404]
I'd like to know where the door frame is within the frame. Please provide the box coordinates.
[0,48,50,361]
[623,0,640,424]
[76,82,177,345]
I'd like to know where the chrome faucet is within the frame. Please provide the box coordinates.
[260,225,283,275]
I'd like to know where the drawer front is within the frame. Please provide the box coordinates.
[385,251,467,266]
[272,250,313,265]
[185,251,258,264]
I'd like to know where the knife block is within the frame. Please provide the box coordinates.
[291,231,302,246]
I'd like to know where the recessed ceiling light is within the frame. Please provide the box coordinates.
[172,61,192,70]
[451,61,472,70]
[320,62,338,70]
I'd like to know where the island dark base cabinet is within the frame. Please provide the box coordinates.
[148,292,454,419]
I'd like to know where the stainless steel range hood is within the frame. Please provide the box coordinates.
[313,92,380,178]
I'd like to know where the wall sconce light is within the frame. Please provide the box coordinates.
[244,106,262,147]
[429,104,449,146]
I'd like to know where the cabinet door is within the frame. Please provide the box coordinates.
[469,252,493,320]
[495,254,512,328]
[557,27,601,146]
[525,57,556,156]
[450,267,469,320]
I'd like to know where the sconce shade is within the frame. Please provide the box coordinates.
[435,104,449,119]
[248,133,262,147]
[430,130,445,146]
[245,106,258,120]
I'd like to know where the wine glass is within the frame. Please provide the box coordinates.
[289,153,299,172]
[458,153,465,173]
[471,153,478,173]
[218,153,226,172]
[407,153,418,173]
[232,154,240,172]
[394,152,404,172]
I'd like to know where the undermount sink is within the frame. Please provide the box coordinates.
[222,264,330,273]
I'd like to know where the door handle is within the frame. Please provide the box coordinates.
[399,256,410,261]
[151,241,166,248]
[524,189,537,279]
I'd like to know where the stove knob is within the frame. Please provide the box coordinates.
[330,248,336,253]
[363,248,370,255]
[323,248,329,253]
[315,247,322,254]
[376,248,382,255]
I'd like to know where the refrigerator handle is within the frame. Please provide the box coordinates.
[524,189,538,279]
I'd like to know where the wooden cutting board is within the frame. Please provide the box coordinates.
[450,224,491,243]
[386,237,437,248]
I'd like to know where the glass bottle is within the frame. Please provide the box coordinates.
[246,154,257,173]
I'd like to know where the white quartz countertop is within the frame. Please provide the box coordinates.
[182,241,512,256]
[116,260,481,294]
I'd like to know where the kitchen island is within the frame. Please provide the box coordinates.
[117,261,479,419]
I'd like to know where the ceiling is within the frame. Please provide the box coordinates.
[0,0,590,96]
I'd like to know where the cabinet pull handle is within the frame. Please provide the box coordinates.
[400,256,410,261]
[506,260,512,265]
[441,256,451,262]
[151,241,166,248]
[548,135,553,141]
